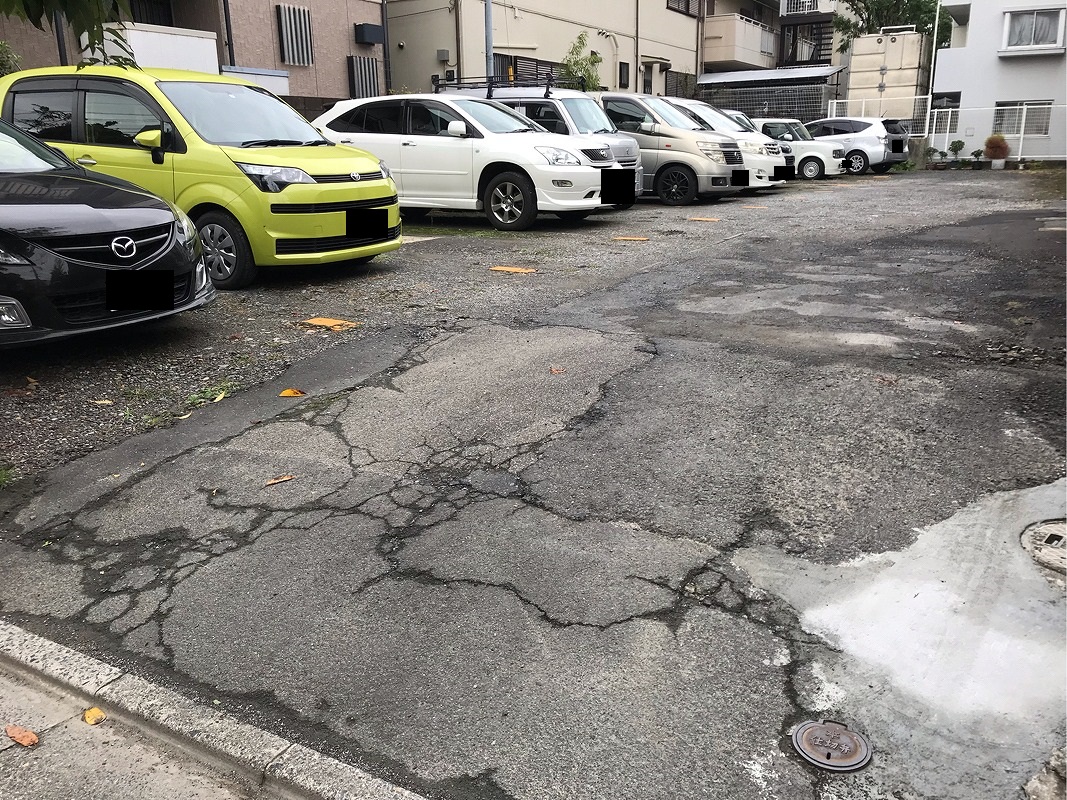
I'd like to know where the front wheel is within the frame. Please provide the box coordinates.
[196,211,257,290]
[870,163,893,174]
[655,165,698,206]
[845,150,870,175]
[798,157,824,180]
[484,171,537,231]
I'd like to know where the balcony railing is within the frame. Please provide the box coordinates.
[704,14,778,69]
[80,22,219,73]
[781,0,837,15]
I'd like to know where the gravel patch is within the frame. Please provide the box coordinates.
[0,170,1061,486]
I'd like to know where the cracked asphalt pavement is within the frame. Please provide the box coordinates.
[1,171,1065,800]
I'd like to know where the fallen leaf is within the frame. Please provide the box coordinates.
[25,376,38,385]
[81,707,106,725]
[549,366,567,375]
[176,412,193,420]
[488,266,537,274]
[212,391,226,403]
[612,236,649,241]
[278,388,306,397]
[5,724,38,747]
[90,399,114,405]
[688,217,720,222]
[303,317,360,331]
[265,475,295,487]
[228,333,245,341]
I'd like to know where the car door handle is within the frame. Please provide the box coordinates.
[401,141,416,147]
[75,156,97,166]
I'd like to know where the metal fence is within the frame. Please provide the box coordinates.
[698,83,834,123]
[927,103,1067,161]
[829,95,931,134]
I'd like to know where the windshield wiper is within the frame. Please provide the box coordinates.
[503,127,537,133]
[240,138,304,147]
[592,128,614,134]
[301,139,331,146]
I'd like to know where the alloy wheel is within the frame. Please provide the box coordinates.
[661,169,691,203]
[490,182,525,226]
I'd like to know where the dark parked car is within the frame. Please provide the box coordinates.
[0,119,213,346]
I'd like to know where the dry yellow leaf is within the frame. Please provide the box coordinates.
[549,367,567,375]
[90,399,114,405]
[25,376,38,385]
[612,236,649,241]
[265,475,295,487]
[303,317,360,331]
[212,391,226,403]
[176,412,193,420]
[81,707,106,725]
[278,388,306,397]
[688,217,720,222]
[5,724,38,747]
[489,266,537,274]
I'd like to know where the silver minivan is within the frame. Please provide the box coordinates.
[435,81,642,204]
[592,92,744,205]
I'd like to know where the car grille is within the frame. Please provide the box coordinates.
[313,171,385,183]
[765,142,781,156]
[581,148,613,162]
[721,144,743,166]
[31,223,173,267]
[275,224,401,255]
[616,155,640,168]
[52,272,191,326]
[271,194,398,214]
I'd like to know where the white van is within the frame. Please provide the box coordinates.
[314,94,631,230]
[750,118,847,179]
[593,93,744,205]
[434,81,642,203]
[665,98,787,188]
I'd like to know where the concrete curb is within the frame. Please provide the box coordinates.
[0,620,428,800]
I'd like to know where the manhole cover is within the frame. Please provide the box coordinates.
[791,719,872,772]
[1021,520,1067,574]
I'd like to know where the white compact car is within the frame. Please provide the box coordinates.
[803,117,910,175]
[665,98,787,189]
[314,94,630,230]
[751,118,847,179]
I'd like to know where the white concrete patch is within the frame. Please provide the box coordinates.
[807,661,847,712]
[402,235,440,243]
[742,750,784,799]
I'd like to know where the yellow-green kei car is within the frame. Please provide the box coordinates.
[0,67,402,288]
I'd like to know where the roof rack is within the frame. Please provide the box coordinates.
[430,74,586,99]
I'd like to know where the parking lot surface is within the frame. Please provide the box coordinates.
[1,170,1065,800]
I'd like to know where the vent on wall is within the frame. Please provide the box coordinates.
[348,56,380,98]
[277,4,314,66]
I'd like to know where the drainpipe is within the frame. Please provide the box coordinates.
[53,11,68,66]
[635,0,640,92]
[695,0,705,97]
[485,0,493,79]
[454,0,464,79]
[221,0,236,66]
[381,0,392,92]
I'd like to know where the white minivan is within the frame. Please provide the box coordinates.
[314,94,630,230]
[751,118,847,179]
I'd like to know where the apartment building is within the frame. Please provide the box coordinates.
[386,0,702,95]
[933,0,1066,159]
[0,0,388,114]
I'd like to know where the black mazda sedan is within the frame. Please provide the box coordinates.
[0,119,213,346]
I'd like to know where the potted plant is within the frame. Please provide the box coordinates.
[948,139,965,168]
[970,149,984,170]
[984,134,1010,170]
[923,144,938,169]
[932,150,949,170]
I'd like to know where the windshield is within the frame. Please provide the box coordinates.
[726,111,758,132]
[675,102,749,133]
[452,99,547,133]
[157,81,327,147]
[560,98,617,134]
[645,98,705,130]
[786,122,814,140]
[0,121,70,173]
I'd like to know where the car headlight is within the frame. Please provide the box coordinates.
[697,141,726,164]
[173,207,199,254]
[194,258,210,294]
[780,143,793,155]
[740,140,766,156]
[0,246,30,265]
[536,146,581,167]
[378,159,391,180]
[235,162,316,192]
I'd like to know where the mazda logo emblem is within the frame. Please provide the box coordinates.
[350,171,362,182]
[110,236,137,259]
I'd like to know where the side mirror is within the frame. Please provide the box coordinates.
[781,133,793,141]
[134,129,162,149]
[447,120,467,137]
[638,121,655,134]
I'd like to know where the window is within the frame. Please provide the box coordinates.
[514,102,567,135]
[85,92,161,147]
[10,91,74,141]
[604,99,652,133]
[326,107,363,133]
[407,102,463,136]
[357,102,403,134]
[619,62,630,90]
[667,0,700,15]
[932,110,959,135]
[642,67,653,95]
[762,122,792,139]
[1003,9,1064,49]
[994,100,1053,136]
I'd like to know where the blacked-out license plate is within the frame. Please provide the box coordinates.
[347,208,388,238]
[106,270,174,311]
[601,169,636,205]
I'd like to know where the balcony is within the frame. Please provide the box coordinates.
[780,0,837,16]
[704,14,778,70]
[80,22,220,74]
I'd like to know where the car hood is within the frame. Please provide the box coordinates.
[0,171,174,239]
[218,143,383,174]
[498,131,613,153]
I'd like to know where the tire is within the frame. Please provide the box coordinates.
[845,150,869,175]
[196,211,257,290]
[554,211,593,222]
[798,157,825,180]
[484,171,537,231]
[401,207,431,221]
[870,163,893,174]
[654,164,698,206]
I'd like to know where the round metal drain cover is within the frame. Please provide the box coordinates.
[1021,520,1066,574]
[791,719,872,772]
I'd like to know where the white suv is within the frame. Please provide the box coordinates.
[751,118,846,179]
[313,94,628,230]
[803,117,910,175]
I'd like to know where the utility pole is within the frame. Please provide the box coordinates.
[485,0,493,79]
